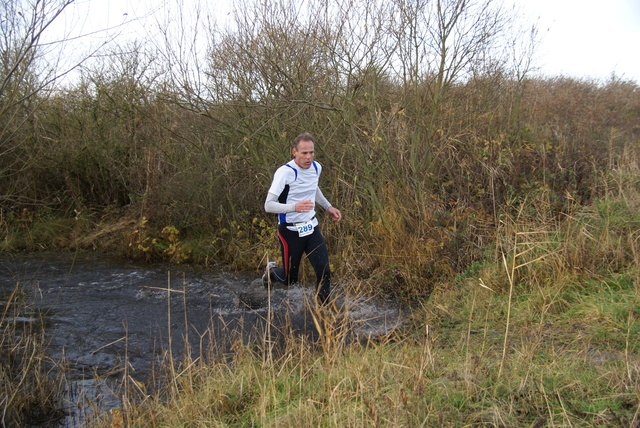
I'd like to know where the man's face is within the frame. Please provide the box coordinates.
[292,139,315,169]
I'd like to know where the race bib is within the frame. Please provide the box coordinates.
[295,221,314,237]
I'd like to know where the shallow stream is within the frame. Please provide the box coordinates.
[0,251,403,426]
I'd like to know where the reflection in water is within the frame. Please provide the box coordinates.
[0,251,403,426]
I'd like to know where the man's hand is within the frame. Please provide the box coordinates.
[327,206,342,222]
[295,200,315,212]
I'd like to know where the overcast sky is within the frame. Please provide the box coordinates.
[52,0,640,84]
[517,0,640,82]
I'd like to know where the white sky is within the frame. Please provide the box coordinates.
[50,0,640,84]
[517,0,640,82]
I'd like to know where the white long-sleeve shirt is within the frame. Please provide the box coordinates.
[264,160,332,227]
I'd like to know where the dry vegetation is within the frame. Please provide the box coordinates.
[0,286,67,426]
[1,0,639,426]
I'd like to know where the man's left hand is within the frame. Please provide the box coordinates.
[327,206,342,222]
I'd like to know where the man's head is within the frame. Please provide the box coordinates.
[292,132,315,169]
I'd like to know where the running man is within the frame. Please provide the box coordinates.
[263,132,342,303]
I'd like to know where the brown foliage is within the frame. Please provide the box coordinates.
[1,0,639,298]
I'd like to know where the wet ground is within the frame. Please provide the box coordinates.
[0,251,404,426]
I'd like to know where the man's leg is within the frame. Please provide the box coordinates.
[263,227,291,287]
[305,228,331,303]
[274,225,305,286]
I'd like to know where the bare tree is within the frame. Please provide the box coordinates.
[0,0,80,206]
[150,0,535,223]
[386,0,509,177]
[0,0,71,101]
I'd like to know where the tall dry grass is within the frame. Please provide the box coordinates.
[88,267,638,426]
[0,284,67,426]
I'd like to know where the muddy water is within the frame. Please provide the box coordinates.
[0,251,403,426]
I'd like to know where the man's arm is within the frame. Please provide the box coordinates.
[265,192,315,214]
[264,192,295,214]
[315,188,332,210]
[316,188,342,221]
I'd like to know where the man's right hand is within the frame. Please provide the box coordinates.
[295,200,315,212]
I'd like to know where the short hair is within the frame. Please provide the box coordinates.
[292,132,315,150]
